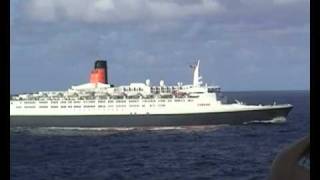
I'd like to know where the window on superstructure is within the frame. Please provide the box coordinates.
[24,101,35,104]
[24,106,36,108]
[129,105,139,107]
[208,88,214,93]
[189,96,199,98]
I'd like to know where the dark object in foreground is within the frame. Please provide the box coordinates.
[269,135,310,180]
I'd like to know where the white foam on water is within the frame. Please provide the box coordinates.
[183,125,229,132]
[45,127,136,131]
[148,127,185,131]
[43,125,228,132]
[11,124,228,136]
[271,116,287,123]
[243,116,287,124]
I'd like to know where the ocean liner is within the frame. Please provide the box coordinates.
[10,60,293,127]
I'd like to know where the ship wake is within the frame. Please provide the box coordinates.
[10,125,228,135]
[243,116,287,124]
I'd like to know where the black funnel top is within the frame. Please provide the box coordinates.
[95,60,107,69]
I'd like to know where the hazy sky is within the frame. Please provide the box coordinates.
[10,0,309,93]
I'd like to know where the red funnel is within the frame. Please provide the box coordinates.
[89,60,108,84]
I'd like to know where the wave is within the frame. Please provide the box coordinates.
[11,125,227,136]
[148,127,185,131]
[45,127,137,131]
[243,116,287,124]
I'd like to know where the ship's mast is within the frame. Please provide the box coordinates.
[192,60,202,87]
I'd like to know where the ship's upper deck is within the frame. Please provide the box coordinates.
[11,60,222,101]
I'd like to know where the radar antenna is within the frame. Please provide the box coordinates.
[190,59,202,87]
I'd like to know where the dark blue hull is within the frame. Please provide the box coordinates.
[10,106,293,127]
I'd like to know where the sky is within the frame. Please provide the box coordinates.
[10,0,310,93]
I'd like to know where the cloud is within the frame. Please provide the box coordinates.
[11,0,310,92]
[273,0,308,5]
[25,0,224,23]
[26,0,57,22]
[239,0,308,6]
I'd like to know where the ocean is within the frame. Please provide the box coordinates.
[10,91,309,180]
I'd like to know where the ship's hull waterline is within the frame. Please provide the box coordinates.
[10,106,292,127]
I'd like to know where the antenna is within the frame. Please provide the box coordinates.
[192,59,201,87]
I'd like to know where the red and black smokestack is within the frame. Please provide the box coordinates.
[90,60,108,84]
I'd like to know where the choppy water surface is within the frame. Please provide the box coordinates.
[10,91,309,180]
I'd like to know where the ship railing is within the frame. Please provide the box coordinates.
[96,96,109,100]
[159,94,174,99]
[144,95,155,99]
[127,95,142,99]
[111,95,126,99]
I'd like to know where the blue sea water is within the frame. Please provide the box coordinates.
[10,91,309,180]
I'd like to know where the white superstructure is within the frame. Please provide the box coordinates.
[10,60,291,117]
